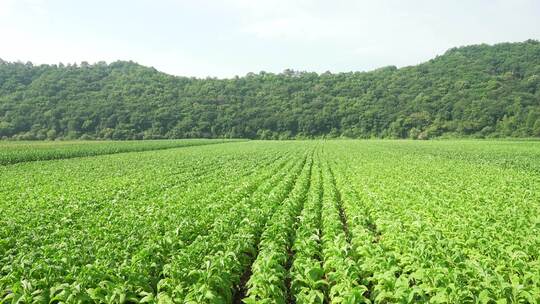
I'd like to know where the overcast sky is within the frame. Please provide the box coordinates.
[1,0,539,78]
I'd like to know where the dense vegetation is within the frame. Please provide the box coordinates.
[1,140,539,303]
[1,40,539,140]
[0,139,234,165]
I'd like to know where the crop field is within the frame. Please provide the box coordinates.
[0,139,238,165]
[1,140,539,303]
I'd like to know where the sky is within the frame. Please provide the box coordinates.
[1,0,539,78]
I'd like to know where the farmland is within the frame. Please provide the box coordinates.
[1,140,539,303]
[0,139,238,165]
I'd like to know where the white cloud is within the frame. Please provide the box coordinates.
[0,0,15,17]
[243,16,328,40]
[234,0,349,40]
[0,0,539,77]
[0,0,46,17]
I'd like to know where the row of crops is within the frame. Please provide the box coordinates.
[1,140,539,303]
[0,139,237,165]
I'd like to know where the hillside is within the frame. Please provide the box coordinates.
[1,40,539,140]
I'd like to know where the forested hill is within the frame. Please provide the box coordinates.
[1,40,540,140]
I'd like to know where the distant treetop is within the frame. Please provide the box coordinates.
[1,40,539,140]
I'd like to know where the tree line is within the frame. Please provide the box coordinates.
[1,40,539,140]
